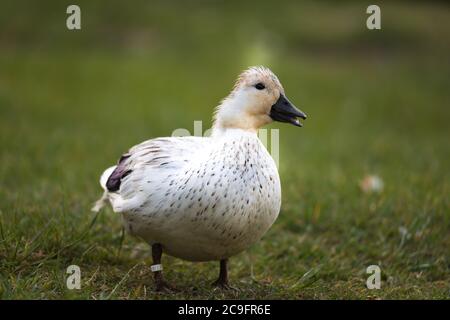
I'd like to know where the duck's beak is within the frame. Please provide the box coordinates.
[269,94,307,127]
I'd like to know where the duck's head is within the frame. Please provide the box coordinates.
[213,66,307,132]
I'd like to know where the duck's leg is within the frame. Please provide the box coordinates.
[212,259,234,289]
[151,243,176,292]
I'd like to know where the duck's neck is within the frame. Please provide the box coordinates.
[211,126,259,138]
[212,92,266,136]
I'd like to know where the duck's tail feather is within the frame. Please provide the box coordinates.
[100,166,116,190]
[91,166,116,212]
[92,191,108,212]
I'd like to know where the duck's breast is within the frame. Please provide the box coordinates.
[124,134,281,261]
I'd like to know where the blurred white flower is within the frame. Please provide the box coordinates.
[360,174,384,193]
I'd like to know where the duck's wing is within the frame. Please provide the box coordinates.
[104,136,211,212]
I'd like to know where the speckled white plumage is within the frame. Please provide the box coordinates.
[94,66,305,264]
[110,130,280,261]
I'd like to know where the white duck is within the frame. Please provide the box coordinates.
[93,66,307,290]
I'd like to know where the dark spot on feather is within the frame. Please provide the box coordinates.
[106,168,132,192]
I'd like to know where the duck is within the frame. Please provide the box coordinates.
[93,66,307,291]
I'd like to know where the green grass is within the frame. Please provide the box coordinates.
[0,1,449,299]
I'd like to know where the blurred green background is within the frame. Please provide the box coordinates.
[0,0,449,299]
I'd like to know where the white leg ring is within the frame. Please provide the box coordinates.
[151,264,163,272]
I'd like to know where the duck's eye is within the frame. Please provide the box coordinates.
[255,83,265,90]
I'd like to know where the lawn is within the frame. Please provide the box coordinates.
[0,1,449,299]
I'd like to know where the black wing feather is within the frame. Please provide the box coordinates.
[106,154,132,192]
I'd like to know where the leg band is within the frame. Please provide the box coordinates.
[151,264,163,272]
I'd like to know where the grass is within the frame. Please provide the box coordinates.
[0,0,449,299]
